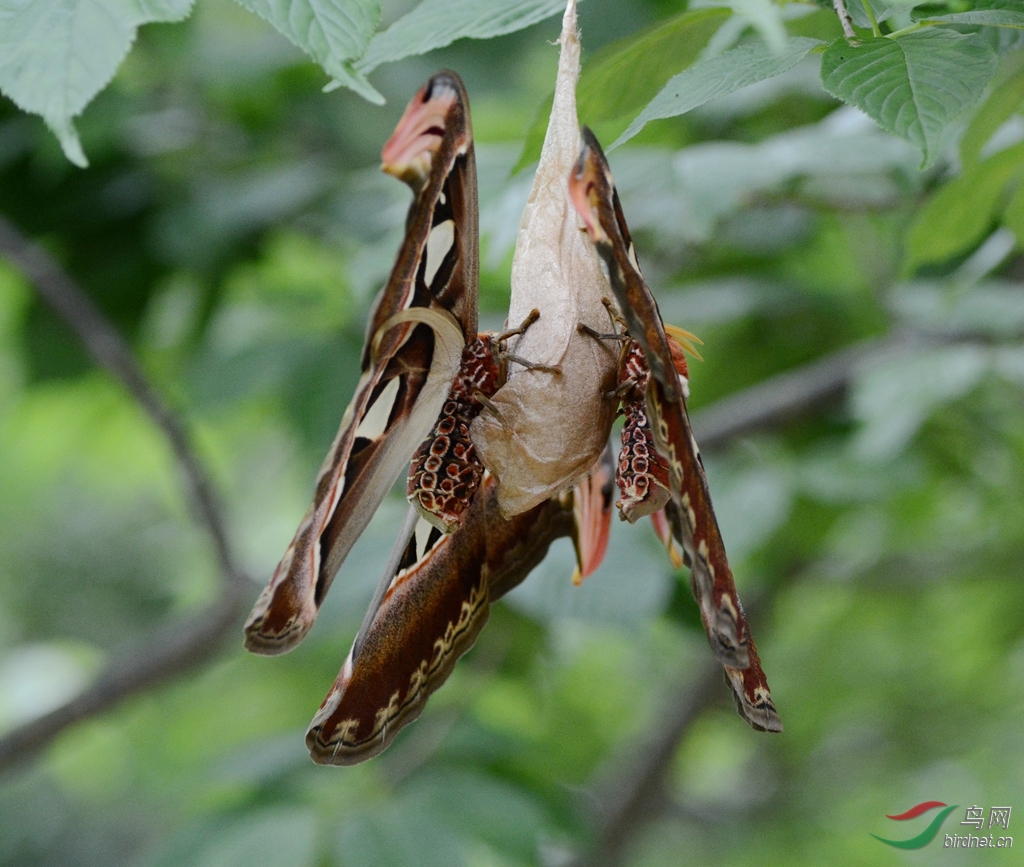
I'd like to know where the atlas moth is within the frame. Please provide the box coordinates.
[244,0,780,767]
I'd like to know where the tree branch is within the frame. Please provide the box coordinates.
[833,0,857,38]
[572,659,724,866]
[0,216,240,583]
[0,215,252,773]
[691,338,882,450]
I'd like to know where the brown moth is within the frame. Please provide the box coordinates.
[244,72,479,655]
[615,333,699,523]
[406,311,541,534]
[569,129,782,734]
[469,0,619,518]
[306,453,614,765]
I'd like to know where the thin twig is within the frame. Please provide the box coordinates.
[0,595,245,768]
[0,216,239,583]
[691,338,882,450]
[0,215,252,772]
[571,660,724,866]
[833,0,857,38]
[860,0,882,38]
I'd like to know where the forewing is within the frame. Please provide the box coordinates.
[724,638,783,733]
[570,128,782,729]
[245,71,479,655]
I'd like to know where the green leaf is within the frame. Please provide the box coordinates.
[848,0,897,29]
[612,37,824,149]
[357,0,566,72]
[903,140,1024,273]
[960,50,1024,167]
[234,0,382,102]
[852,345,989,459]
[515,6,730,171]
[0,0,195,167]
[820,30,998,168]
[916,0,1024,28]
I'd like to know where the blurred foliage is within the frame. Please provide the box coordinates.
[2,1,1024,866]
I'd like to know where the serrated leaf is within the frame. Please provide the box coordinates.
[0,0,195,167]
[515,6,729,171]
[903,140,1024,273]
[916,0,1024,28]
[820,30,998,168]
[852,345,989,460]
[235,0,382,102]
[612,37,823,149]
[357,0,566,72]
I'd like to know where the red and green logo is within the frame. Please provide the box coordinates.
[872,801,959,849]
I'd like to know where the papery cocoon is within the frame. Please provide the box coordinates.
[470,0,618,517]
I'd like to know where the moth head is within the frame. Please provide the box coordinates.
[568,126,612,244]
[382,72,463,188]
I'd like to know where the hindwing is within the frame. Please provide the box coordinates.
[305,458,612,765]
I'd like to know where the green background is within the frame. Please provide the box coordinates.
[1,0,1022,864]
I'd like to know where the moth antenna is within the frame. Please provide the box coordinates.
[665,324,704,362]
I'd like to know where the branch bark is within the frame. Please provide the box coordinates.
[572,659,724,866]
[0,215,252,773]
[691,338,882,450]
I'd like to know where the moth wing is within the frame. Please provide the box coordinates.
[306,474,577,764]
[244,72,479,655]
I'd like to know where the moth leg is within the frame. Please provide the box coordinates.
[578,322,628,343]
[494,307,540,344]
[474,391,504,418]
[491,308,562,376]
[502,353,561,375]
[606,374,638,402]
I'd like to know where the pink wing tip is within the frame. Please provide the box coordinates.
[568,148,607,243]
[382,75,461,182]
